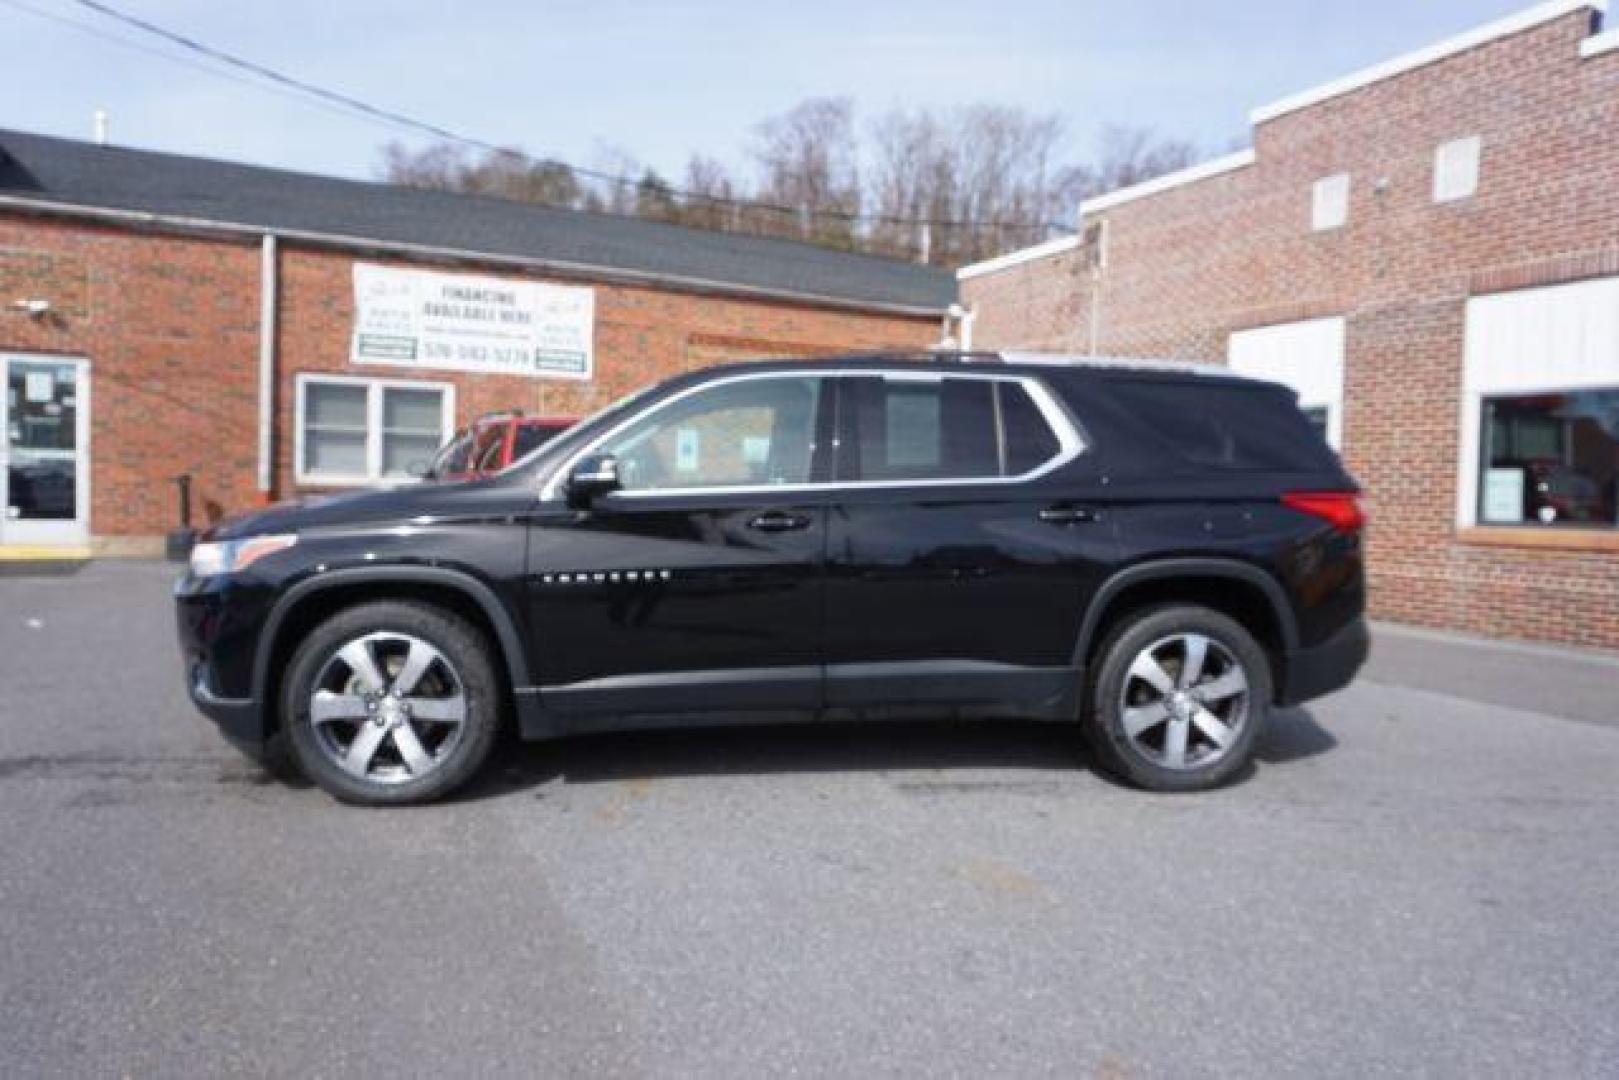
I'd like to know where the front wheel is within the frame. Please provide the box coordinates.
[1085,604,1271,792]
[281,601,503,805]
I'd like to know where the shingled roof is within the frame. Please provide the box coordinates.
[0,128,954,314]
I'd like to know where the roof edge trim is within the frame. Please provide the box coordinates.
[1077,149,1256,218]
[1250,0,1607,125]
[956,235,1080,280]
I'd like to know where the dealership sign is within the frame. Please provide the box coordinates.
[351,263,594,380]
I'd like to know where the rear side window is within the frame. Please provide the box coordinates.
[1106,379,1336,471]
[842,375,1064,482]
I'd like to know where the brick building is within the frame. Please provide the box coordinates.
[0,129,949,553]
[961,0,1619,650]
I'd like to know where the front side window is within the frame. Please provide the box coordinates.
[842,375,1063,483]
[298,377,453,485]
[597,376,823,492]
[1478,391,1619,528]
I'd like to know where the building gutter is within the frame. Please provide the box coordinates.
[257,234,277,500]
[0,194,952,319]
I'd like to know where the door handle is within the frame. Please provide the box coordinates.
[1039,505,1099,526]
[748,510,813,533]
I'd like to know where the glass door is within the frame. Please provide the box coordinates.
[2,356,89,547]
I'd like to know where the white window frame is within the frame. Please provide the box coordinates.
[1433,136,1482,203]
[1456,276,1619,529]
[294,373,456,487]
[539,368,1084,502]
[1311,173,1350,232]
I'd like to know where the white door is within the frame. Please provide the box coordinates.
[2,355,91,547]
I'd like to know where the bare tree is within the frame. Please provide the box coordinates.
[634,169,680,224]
[865,104,1072,264]
[377,139,468,190]
[375,111,1205,268]
[680,154,743,232]
[581,144,642,216]
[378,140,582,209]
[1061,124,1199,204]
[751,97,861,248]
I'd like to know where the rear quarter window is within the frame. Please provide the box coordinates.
[1105,379,1337,471]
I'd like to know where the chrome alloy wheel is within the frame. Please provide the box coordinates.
[308,632,468,785]
[1118,633,1250,771]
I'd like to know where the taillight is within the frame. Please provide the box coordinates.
[1281,491,1366,533]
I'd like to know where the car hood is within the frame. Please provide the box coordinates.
[207,479,520,540]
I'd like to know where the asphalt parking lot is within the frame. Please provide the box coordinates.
[1,560,1616,1077]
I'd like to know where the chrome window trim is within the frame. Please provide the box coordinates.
[538,368,1086,502]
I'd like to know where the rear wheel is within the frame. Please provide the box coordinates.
[282,601,502,805]
[1085,604,1270,792]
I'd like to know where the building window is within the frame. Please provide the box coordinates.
[1477,391,1619,527]
[296,375,454,485]
[1459,275,1619,534]
[1312,173,1350,232]
[1434,136,1481,203]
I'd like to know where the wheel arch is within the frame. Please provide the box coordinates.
[1074,558,1298,699]
[253,567,531,737]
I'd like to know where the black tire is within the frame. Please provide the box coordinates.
[281,601,503,805]
[1084,604,1271,792]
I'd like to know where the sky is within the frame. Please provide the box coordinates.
[0,0,1556,186]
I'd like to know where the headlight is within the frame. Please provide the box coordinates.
[189,534,297,577]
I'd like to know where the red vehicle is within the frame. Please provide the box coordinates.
[427,412,576,480]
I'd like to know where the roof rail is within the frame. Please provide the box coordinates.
[833,349,1007,364]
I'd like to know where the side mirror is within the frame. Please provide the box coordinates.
[407,458,433,480]
[567,453,621,506]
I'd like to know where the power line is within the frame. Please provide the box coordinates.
[57,0,1067,235]
[0,0,385,130]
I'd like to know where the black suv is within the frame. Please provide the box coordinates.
[176,354,1368,805]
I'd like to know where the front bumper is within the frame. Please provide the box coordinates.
[175,572,273,745]
[1280,616,1369,706]
[185,666,264,745]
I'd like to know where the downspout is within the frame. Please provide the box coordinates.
[257,234,277,501]
[1087,269,1101,356]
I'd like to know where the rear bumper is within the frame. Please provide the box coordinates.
[1280,616,1369,706]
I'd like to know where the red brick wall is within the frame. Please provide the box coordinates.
[0,216,261,534]
[964,9,1619,649]
[0,214,938,537]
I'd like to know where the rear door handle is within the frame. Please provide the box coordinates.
[748,510,813,533]
[1039,505,1099,526]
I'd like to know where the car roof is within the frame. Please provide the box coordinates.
[680,351,1284,390]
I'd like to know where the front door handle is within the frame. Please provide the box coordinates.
[1039,505,1099,526]
[748,510,813,533]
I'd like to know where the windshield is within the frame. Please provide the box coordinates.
[429,430,474,477]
